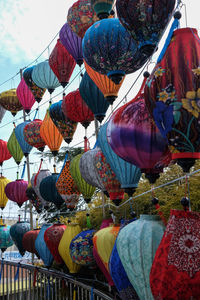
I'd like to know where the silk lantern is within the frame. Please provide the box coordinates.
[16,78,35,113]
[22,229,40,257]
[91,0,114,19]
[0,140,12,166]
[117,215,165,300]
[0,105,6,123]
[0,89,22,116]
[58,223,82,274]
[26,186,43,213]
[23,119,46,152]
[10,221,30,256]
[0,221,13,252]
[0,176,11,210]
[7,129,24,165]
[15,121,33,157]
[5,179,29,207]
[44,223,66,264]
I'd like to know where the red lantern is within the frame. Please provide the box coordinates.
[22,229,40,257]
[5,179,29,207]
[16,78,35,114]
[0,140,12,166]
[49,39,76,88]
[23,119,46,152]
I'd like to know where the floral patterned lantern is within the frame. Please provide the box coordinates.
[31,169,51,209]
[0,220,13,252]
[67,0,99,38]
[23,119,46,152]
[0,176,11,210]
[44,223,66,264]
[0,140,12,166]
[15,121,33,157]
[59,22,83,66]
[91,0,114,19]
[49,39,76,88]
[49,101,77,144]
[7,129,24,165]
[5,179,29,207]
[26,185,42,213]
[22,229,40,257]
[0,105,6,123]
[16,78,35,113]
[145,28,200,172]
[10,221,30,256]
[0,89,22,116]
[150,210,200,300]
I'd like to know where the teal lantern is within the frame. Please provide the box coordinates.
[35,223,53,267]
[91,0,114,19]
[15,121,33,157]
[0,219,13,252]
[10,220,30,256]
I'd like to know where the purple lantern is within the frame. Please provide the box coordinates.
[16,78,36,114]
[5,179,29,207]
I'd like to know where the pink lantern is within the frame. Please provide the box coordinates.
[16,78,36,114]
[5,179,29,207]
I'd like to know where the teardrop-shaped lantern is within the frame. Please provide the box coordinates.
[95,150,124,205]
[91,0,114,19]
[117,215,165,300]
[99,123,141,196]
[10,221,30,256]
[70,154,96,203]
[32,60,60,94]
[35,223,54,267]
[67,0,99,38]
[59,23,83,66]
[44,223,66,264]
[82,18,147,84]
[23,66,46,103]
[7,129,24,165]
[15,121,33,157]
[0,89,23,116]
[0,221,13,252]
[84,60,124,104]
[40,109,63,156]
[0,176,11,210]
[22,229,40,257]
[62,90,94,128]
[16,78,35,114]
[39,174,64,208]
[0,140,12,166]
[26,185,42,213]
[23,119,46,152]
[0,105,6,123]
[79,72,109,122]
[70,229,96,266]
[49,39,76,88]
[5,179,29,207]
[58,223,82,274]
[49,101,77,144]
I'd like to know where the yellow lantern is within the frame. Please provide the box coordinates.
[0,89,23,116]
[0,176,11,209]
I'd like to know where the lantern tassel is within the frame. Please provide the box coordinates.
[34,159,43,186]
[21,161,26,179]
[84,136,90,152]
[33,268,38,287]
[33,108,39,120]
[14,264,20,281]
[90,287,94,300]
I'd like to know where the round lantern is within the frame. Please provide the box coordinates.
[82,18,147,84]
[32,60,60,94]
[15,121,33,157]
[79,72,109,122]
[23,66,46,103]
[0,140,12,166]
[70,229,96,266]
[10,221,30,256]
[0,176,11,210]
[35,223,54,267]
[150,210,200,300]
[0,219,13,252]
[84,60,124,104]
[26,186,42,213]
[145,28,200,172]
[0,89,22,116]
[58,223,81,274]
[117,215,165,300]
[5,179,29,207]
[7,129,24,165]
[23,119,46,152]
[40,109,63,156]
[39,174,64,208]
[0,105,6,123]
[63,90,94,129]
[70,154,96,203]
[59,22,83,66]
[49,101,77,144]
[67,0,99,38]
[16,78,35,113]
[22,229,40,257]
[44,223,66,264]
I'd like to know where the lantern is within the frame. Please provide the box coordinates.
[15,121,33,157]
[22,229,40,257]
[150,210,200,300]
[62,90,94,128]
[39,174,64,208]
[5,179,29,207]
[100,218,113,229]
[67,0,99,38]
[49,101,77,144]
[0,89,22,116]
[99,123,141,196]
[70,154,96,203]
[79,72,109,122]
[7,129,24,165]
[49,39,76,88]
[70,229,96,266]
[23,119,46,152]
[16,78,35,113]
[116,0,175,56]
[144,28,200,172]
[0,176,11,210]
[58,223,81,273]
[23,66,46,103]
[0,224,13,253]
[117,215,165,300]
[0,140,12,166]
[91,0,114,19]
[59,23,83,66]
[44,224,66,264]
[32,60,60,94]
[95,150,124,205]
[10,221,30,256]
[82,18,147,84]
[35,224,54,267]
[0,105,6,123]
[26,186,42,213]
[40,109,63,156]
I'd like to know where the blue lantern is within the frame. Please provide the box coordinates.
[35,223,54,267]
[15,121,33,157]
[0,221,13,253]
[10,221,30,256]
[98,122,141,196]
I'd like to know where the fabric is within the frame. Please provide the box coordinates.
[0,89,22,115]
[0,176,10,209]
[22,230,40,256]
[10,221,30,256]
[0,140,12,165]
[23,119,46,151]
[31,169,51,209]
[16,78,35,112]
[0,225,13,251]
[7,129,24,165]
[35,224,53,267]
[15,121,33,156]
[5,179,28,207]
[23,66,46,102]
[91,0,113,16]
[0,105,6,123]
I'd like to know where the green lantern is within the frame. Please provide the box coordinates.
[7,129,24,165]
[70,154,95,203]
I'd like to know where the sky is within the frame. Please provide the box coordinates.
[0,0,198,218]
